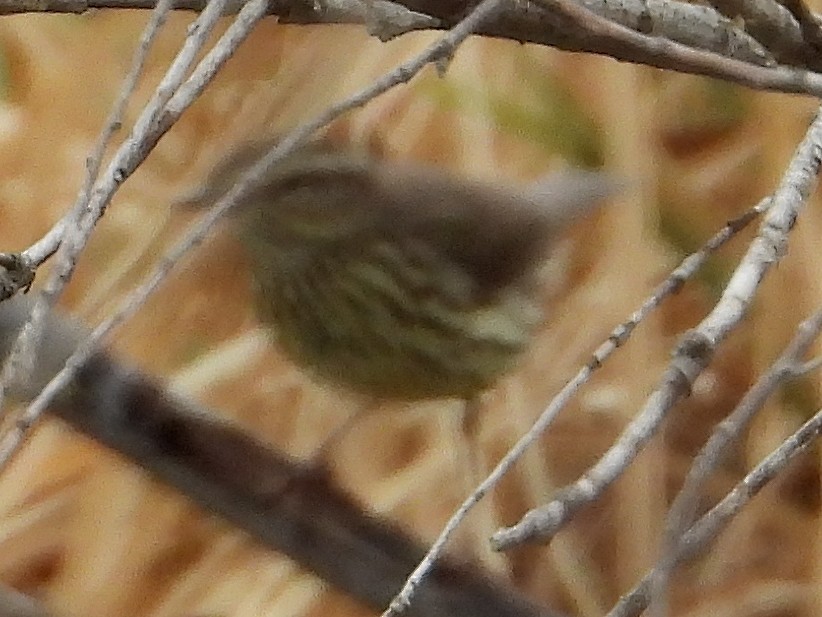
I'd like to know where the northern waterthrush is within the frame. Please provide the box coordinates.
[184,137,614,400]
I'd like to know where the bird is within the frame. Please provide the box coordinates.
[181,136,615,402]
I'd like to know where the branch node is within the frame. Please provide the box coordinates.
[0,253,36,301]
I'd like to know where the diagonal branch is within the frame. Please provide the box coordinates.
[609,388,822,617]
[492,105,822,550]
[649,307,822,615]
[0,295,568,617]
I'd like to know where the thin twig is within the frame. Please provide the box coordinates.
[0,0,247,465]
[487,200,765,551]
[492,107,822,549]
[608,398,822,617]
[0,0,175,418]
[12,0,175,270]
[649,308,822,616]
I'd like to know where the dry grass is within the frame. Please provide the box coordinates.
[0,10,819,617]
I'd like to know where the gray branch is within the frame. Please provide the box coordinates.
[492,105,822,549]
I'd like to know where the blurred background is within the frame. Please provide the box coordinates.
[0,10,819,617]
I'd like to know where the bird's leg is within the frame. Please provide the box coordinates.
[444,395,512,575]
[457,396,484,492]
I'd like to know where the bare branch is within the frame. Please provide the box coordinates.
[0,0,175,419]
[711,0,811,66]
[0,585,54,617]
[609,393,822,617]
[575,0,775,65]
[0,0,442,35]
[2,0,822,97]
[649,308,822,616]
[0,295,567,617]
[774,0,822,50]
[310,0,442,39]
[533,0,822,95]
[487,201,765,552]
[0,0,261,463]
[0,0,176,300]
[492,106,822,549]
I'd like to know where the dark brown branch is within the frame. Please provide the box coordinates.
[0,296,567,617]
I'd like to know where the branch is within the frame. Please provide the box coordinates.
[0,0,174,414]
[711,0,812,66]
[492,105,822,549]
[532,0,822,95]
[648,308,822,616]
[486,200,765,552]
[0,585,54,617]
[608,387,822,617]
[1,0,822,98]
[0,295,567,617]
[0,0,270,462]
